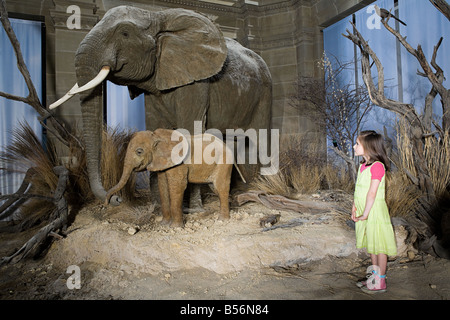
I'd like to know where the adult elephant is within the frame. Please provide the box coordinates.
[51,6,272,206]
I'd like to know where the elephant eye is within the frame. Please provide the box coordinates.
[122,31,129,38]
[136,148,144,156]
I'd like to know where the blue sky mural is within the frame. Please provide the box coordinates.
[0,18,43,196]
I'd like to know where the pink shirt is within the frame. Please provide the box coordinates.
[360,162,385,181]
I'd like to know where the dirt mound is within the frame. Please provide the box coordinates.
[4,192,447,301]
[47,194,381,274]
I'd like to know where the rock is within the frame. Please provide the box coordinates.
[127,227,139,235]
[259,214,281,228]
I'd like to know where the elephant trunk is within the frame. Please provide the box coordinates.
[104,160,135,206]
[75,36,121,206]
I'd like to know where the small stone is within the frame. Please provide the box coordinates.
[127,227,138,235]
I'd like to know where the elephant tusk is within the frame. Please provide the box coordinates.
[69,66,111,95]
[49,66,110,109]
[49,83,79,109]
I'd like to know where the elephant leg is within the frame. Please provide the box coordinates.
[167,172,188,228]
[217,185,230,220]
[184,184,205,213]
[157,172,171,225]
[149,172,161,204]
[211,174,231,220]
[145,84,209,214]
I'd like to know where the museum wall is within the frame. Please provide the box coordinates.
[3,0,375,148]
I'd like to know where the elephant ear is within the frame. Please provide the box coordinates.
[155,9,228,91]
[128,85,145,100]
[147,129,190,171]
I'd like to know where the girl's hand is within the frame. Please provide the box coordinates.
[351,203,358,222]
[356,213,369,221]
[355,179,379,222]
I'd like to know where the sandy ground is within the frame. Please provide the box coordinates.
[1,190,449,309]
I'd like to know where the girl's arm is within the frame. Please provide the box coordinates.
[351,202,357,222]
[356,179,381,221]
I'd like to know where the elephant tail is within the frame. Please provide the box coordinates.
[233,163,247,183]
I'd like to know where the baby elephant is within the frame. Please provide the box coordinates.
[105,129,245,227]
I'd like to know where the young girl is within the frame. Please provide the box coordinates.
[352,130,397,294]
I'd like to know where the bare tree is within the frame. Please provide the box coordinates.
[0,0,81,148]
[430,0,450,20]
[344,2,449,257]
[293,54,373,182]
[0,0,76,263]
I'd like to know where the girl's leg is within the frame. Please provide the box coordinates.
[379,254,388,290]
[357,254,379,288]
[370,253,387,291]
[377,253,387,276]
[370,254,378,268]
[361,253,387,292]
[370,253,387,275]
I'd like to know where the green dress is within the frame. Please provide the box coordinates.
[354,162,397,256]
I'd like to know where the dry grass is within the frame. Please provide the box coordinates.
[100,126,136,202]
[394,119,417,177]
[0,122,58,191]
[0,122,59,227]
[386,120,450,216]
[424,130,450,200]
[290,165,321,194]
[251,133,354,197]
[252,169,291,196]
[323,164,354,192]
[250,128,428,220]
[0,123,136,228]
[385,171,421,218]
[389,119,450,216]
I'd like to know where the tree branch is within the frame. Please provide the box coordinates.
[0,91,29,104]
[343,23,422,129]
[429,0,450,20]
[0,0,39,104]
[0,0,83,149]
[381,19,449,131]
[0,166,69,265]
[0,167,36,220]
[383,19,446,96]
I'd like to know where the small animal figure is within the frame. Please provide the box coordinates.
[375,5,407,26]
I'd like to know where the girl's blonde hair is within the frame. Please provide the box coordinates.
[358,130,390,171]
